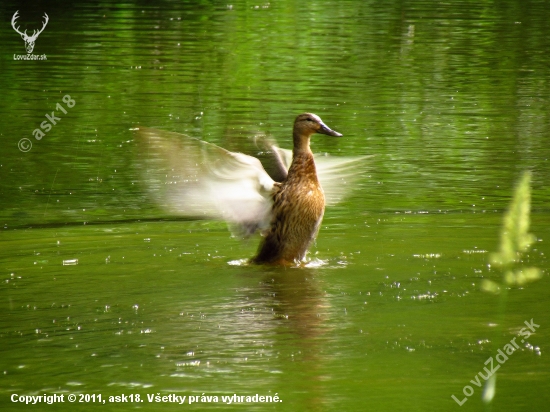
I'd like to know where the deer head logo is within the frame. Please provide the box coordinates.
[11,11,49,54]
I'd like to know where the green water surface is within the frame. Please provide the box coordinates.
[1,1,549,411]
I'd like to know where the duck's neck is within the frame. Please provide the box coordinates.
[292,132,313,157]
[290,132,318,182]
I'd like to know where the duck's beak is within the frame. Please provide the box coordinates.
[317,122,343,137]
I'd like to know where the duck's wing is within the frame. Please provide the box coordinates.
[251,134,291,182]
[134,127,275,236]
[252,134,371,204]
[314,153,374,205]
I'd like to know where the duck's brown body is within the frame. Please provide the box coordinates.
[252,113,342,265]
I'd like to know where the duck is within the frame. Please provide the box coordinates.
[135,113,366,266]
[251,113,342,264]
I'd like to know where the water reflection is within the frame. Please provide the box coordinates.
[259,269,330,411]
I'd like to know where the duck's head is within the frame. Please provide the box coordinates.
[293,113,342,151]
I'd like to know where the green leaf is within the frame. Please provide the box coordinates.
[481,279,500,294]
[505,267,543,286]
[494,172,535,268]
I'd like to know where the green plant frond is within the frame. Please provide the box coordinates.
[481,279,500,294]
[493,172,535,268]
[504,267,543,286]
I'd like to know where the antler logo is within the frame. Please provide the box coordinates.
[11,10,49,54]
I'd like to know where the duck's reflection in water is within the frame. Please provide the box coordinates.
[258,268,331,411]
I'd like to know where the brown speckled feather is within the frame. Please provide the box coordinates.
[253,153,325,264]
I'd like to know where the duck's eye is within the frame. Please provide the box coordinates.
[306,117,313,122]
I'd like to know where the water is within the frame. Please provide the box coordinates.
[1,1,549,411]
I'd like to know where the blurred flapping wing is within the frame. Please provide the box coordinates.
[135,127,275,236]
[314,153,373,206]
[254,138,372,206]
